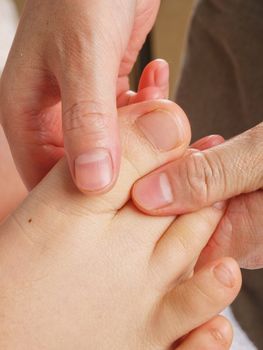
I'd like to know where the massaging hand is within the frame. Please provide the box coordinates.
[133,123,263,269]
[0,99,241,349]
[0,59,169,222]
[0,0,163,193]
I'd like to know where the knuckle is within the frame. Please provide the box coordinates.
[184,153,209,205]
[63,100,109,136]
[182,152,225,206]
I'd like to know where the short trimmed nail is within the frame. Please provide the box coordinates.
[210,327,229,344]
[133,173,173,210]
[75,148,113,191]
[136,110,185,151]
[213,263,235,288]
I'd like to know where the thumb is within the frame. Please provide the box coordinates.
[133,123,263,214]
[57,48,120,194]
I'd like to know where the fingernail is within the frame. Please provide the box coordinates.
[133,173,173,210]
[136,110,185,151]
[75,148,113,191]
[210,327,229,344]
[213,263,235,288]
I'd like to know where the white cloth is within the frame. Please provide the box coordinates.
[222,308,257,350]
[0,0,18,72]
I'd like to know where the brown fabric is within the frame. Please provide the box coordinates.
[176,0,263,141]
[175,0,263,348]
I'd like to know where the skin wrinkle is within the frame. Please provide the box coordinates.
[0,0,162,195]
[182,153,209,206]
[231,126,263,192]
[0,87,240,349]
[204,149,228,200]
[37,176,117,219]
[63,111,109,134]
[247,124,263,188]
[1,0,262,342]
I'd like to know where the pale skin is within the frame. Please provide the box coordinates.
[1,0,262,271]
[0,142,237,349]
[0,96,241,349]
[2,54,261,271]
[132,124,263,269]
[0,60,236,346]
[0,125,27,221]
[0,61,238,349]
[0,59,167,223]
[0,0,162,193]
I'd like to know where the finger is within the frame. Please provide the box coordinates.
[103,100,190,211]
[132,122,263,215]
[112,135,223,246]
[24,100,191,227]
[175,316,233,350]
[198,190,263,270]
[151,202,226,289]
[191,135,225,150]
[59,66,120,195]
[192,136,262,270]
[48,4,127,195]
[60,56,170,195]
[154,258,241,347]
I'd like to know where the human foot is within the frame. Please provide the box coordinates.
[0,98,241,349]
[0,125,27,221]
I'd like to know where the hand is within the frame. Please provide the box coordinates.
[133,123,263,269]
[0,99,241,349]
[0,59,168,222]
[0,0,161,193]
